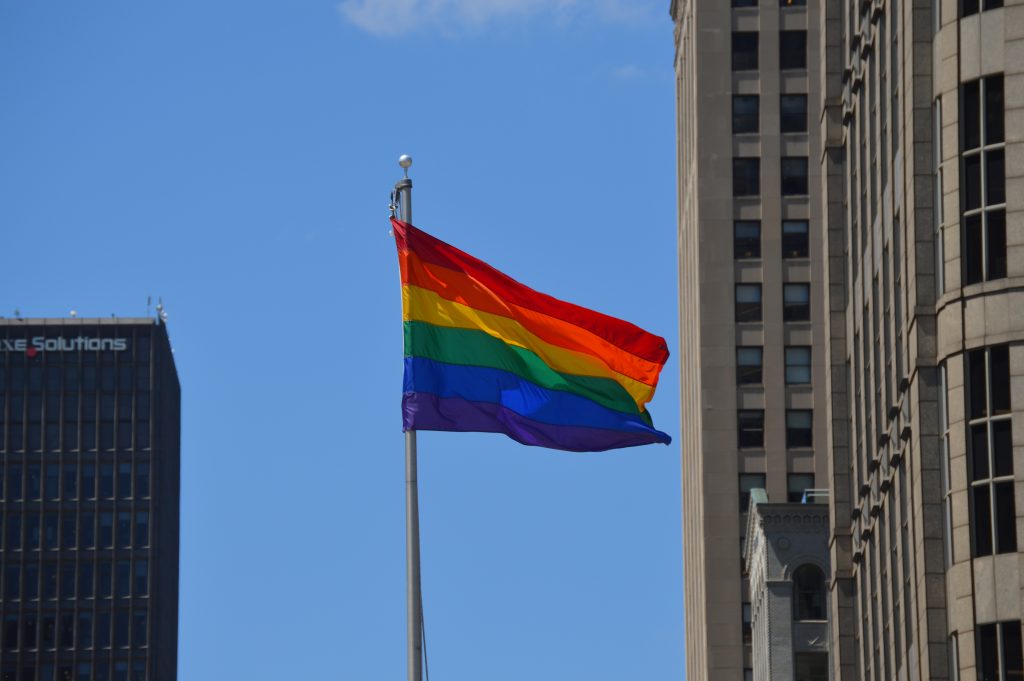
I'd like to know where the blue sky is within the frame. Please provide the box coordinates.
[0,1,683,678]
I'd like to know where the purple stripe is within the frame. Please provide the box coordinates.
[403,392,671,452]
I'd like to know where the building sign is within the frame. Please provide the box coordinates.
[0,337,129,356]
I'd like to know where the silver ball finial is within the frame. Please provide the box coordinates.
[398,154,412,179]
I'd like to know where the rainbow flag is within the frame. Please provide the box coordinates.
[393,218,671,452]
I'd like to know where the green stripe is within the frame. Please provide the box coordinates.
[404,321,647,418]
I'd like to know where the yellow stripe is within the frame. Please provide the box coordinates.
[403,285,656,408]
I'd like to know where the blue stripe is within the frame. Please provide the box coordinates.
[403,357,670,441]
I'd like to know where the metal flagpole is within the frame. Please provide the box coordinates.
[395,154,423,681]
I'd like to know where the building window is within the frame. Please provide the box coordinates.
[744,669,753,681]
[781,157,809,195]
[735,284,763,322]
[3,616,17,651]
[961,75,1006,284]
[785,346,811,384]
[961,0,1003,17]
[737,347,763,385]
[734,157,761,196]
[739,472,766,512]
[779,30,807,70]
[738,410,765,449]
[783,283,810,321]
[792,564,826,620]
[732,32,759,71]
[788,473,815,503]
[734,221,761,259]
[782,0,806,5]
[968,345,1016,557]
[733,0,757,6]
[786,409,813,448]
[742,602,752,644]
[977,621,1023,681]
[782,220,809,258]
[733,95,759,134]
[780,94,808,133]
[794,652,829,681]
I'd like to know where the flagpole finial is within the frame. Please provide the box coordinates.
[399,154,413,178]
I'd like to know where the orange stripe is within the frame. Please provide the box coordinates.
[400,250,663,387]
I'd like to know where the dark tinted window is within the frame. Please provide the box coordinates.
[962,0,1003,17]
[781,157,809,195]
[785,346,812,384]
[962,75,1006,285]
[782,220,809,258]
[738,411,765,449]
[788,473,815,503]
[734,157,760,196]
[735,284,762,322]
[733,95,759,133]
[732,32,759,71]
[793,564,826,619]
[783,283,810,321]
[737,347,763,385]
[786,409,813,448]
[734,221,761,259]
[779,31,807,70]
[780,94,807,133]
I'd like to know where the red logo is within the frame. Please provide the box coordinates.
[26,347,38,358]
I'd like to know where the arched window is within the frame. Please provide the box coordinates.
[792,564,825,620]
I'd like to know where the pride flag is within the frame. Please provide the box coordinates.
[393,218,671,452]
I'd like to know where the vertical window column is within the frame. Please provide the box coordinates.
[967,345,1016,557]
[961,75,1006,284]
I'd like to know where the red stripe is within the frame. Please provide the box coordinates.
[391,218,669,366]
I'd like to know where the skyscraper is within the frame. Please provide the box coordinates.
[669,1,827,678]
[818,1,1024,679]
[0,318,180,681]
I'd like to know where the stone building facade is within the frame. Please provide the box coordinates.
[817,0,1024,679]
[744,491,830,681]
[669,1,828,678]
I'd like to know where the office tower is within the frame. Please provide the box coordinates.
[669,1,826,678]
[818,0,1024,679]
[0,319,180,681]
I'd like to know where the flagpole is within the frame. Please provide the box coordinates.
[396,154,423,681]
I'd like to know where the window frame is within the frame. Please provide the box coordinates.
[735,284,763,323]
[785,346,812,385]
[787,473,815,503]
[786,409,813,448]
[782,220,810,259]
[737,346,764,385]
[732,32,759,72]
[961,75,1006,285]
[792,564,826,620]
[779,30,807,71]
[783,283,811,322]
[737,410,765,449]
[781,156,809,196]
[967,345,1016,557]
[732,95,760,134]
[733,157,761,197]
[734,220,762,259]
[780,94,808,133]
